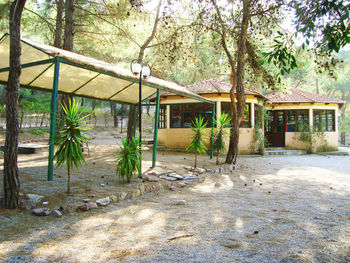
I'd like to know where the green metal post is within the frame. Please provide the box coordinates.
[133,105,137,138]
[152,89,161,168]
[48,59,60,181]
[210,103,215,159]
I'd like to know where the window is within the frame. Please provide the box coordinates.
[158,105,166,129]
[286,110,309,132]
[169,103,214,128]
[254,105,263,128]
[313,109,335,131]
[222,102,251,128]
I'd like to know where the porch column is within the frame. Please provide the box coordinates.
[216,100,221,124]
[251,102,255,128]
[48,59,60,181]
[152,89,161,168]
[309,108,313,130]
[166,105,170,128]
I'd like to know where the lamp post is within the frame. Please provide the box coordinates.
[131,60,151,177]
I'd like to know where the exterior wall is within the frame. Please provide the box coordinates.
[158,127,255,154]
[266,103,340,151]
[157,93,262,154]
[285,132,338,151]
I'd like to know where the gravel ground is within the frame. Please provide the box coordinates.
[1,137,350,263]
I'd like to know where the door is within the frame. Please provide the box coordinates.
[265,110,286,147]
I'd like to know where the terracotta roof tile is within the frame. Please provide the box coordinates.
[158,79,266,99]
[266,88,345,105]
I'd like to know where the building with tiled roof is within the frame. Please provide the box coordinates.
[264,88,344,151]
[266,88,344,105]
[152,79,344,154]
[152,79,266,155]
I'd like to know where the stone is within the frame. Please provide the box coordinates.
[77,202,98,211]
[32,208,51,216]
[52,210,62,217]
[146,170,159,176]
[143,174,159,182]
[139,185,146,195]
[88,194,96,198]
[168,184,180,191]
[61,205,75,215]
[174,200,186,205]
[100,183,105,187]
[160,176,177,181]
[120,192,127,201]
[96,197,110,206]
[195,168,206,174]
[110,195,118,203]
[214,182,221,188]
[83,199,90,203]
[132,190,141,198]
[178,182,187,188]
[167,173,184,180]
[26,194,44,204]
[42,201,49,205]
[20,199,36,210]
[125,192,132,200]
[183,174,198,180]
[145,185,151,193]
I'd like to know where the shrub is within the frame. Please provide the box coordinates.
[54,99,91,194]
[186,117,207,168]
[115,136,142,183]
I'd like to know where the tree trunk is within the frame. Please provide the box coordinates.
[3,0,27,209]
[216,152,219,165]
[56,0,74,134]
[67,165,71,194]
[54,0,64,48]
[127,105,135,139]
[111,102,118,127]
[226,0,250,164]
[194,152,197,168]
[127,0,162,138]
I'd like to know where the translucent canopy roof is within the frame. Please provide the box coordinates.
[0,33,213,105]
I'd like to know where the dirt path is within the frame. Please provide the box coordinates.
[1,141,350,262]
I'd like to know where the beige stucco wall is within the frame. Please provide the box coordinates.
[158,127,255,154]
[285,132,339,151]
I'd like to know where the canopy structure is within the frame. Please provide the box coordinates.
[0,33,215,180]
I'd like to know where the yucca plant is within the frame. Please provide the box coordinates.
[186,117,207,168]
[54,99,91,194]
[213,113,232,164]
[115,136,142,183]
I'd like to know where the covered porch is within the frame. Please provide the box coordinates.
[0,33,214,180]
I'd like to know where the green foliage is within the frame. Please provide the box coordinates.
[54,99,91,193]
[293,0,350,53]
[297,126,327,153]
[30,127,49,135]
[213,113,231,164]
[186,117,207,168]
[260,32,298,83]
[115,136,142,183]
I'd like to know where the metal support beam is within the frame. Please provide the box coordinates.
[210,103,215,159]
[152,89,161,168]
[48,59,60,181]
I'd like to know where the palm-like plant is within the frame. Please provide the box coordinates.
[115,136,142,183]
[213,113,232,164]
[54,99,91,194]
[186,117,207,168]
